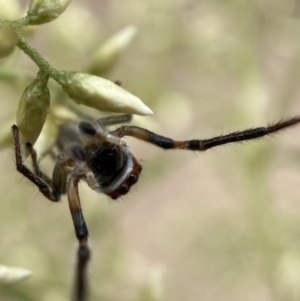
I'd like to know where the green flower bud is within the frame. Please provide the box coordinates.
[0,27,17,58]
[58,71,153,115]
[16,72,50,154]
[27,0,72,25]
[89,25,137,76]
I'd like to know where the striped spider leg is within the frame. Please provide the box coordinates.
[112,117,300,151]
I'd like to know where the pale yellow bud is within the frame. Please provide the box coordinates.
[0,265,32,287]
[90,25,137,75]
[34,114,58,157]
[59,72,153,115]
[137,266,165,301]
[0,27,17,58]
[51,104,80,122]
[27,0,72,25]
[16,73,50,154]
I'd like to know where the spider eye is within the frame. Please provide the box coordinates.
[128,174,138,185]
[79,122,96,136]
[119,185,129,195]
[138,165,142,173]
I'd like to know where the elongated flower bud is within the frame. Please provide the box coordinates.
[58,72,153,115]
[89,25,137,76]
[0,27,17,58]
[27,0,72,25]
[33,113,58,157]
[0,265,32,287]
[16,72,50,154]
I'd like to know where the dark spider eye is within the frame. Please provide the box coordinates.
[119,185,129,195]
[79,122,96,136]
[128,174,138,185]
[138,165,142,173]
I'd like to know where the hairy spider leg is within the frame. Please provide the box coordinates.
[12,125,90,301]
[112,117,300,150]
[12,126,86,226]
[96,114,132,126]
[26,143,70,197]
[26,142,52,185]
[12,125,60,202]
[75,243,90,301]
[67,171,90,301]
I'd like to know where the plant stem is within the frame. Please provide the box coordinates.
[0,18,31,29]
[16,35,62,82]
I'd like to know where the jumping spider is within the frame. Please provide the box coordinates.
[11,114,300,298]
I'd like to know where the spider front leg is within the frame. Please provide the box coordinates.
[67,171,90,301]
[12,125,58,201]
[112,117,300,151]
[12,125,73,202]
[13,125,90,301]
[26,142,52,185]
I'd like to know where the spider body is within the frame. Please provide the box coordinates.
[56,121,142,200]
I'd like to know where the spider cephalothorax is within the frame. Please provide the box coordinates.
[55,117,143,200]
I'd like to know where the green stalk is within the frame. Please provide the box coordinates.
[15,35,63,82]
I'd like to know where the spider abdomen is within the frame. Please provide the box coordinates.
[85,143,142,199]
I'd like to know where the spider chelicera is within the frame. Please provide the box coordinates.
[11,114,300,299]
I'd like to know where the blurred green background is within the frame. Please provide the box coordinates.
[2,0,300,300]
